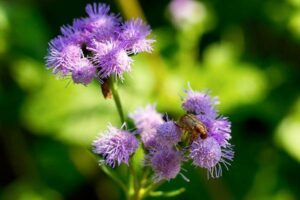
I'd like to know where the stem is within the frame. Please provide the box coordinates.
[129,164,139,193]
[100,165,128,196]
[140,181,165,199]
[109,77,125,124]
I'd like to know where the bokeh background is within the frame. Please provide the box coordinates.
[1,0,300,199]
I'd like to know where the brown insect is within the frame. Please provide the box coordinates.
[177,113,207,141]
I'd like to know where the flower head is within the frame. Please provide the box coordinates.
[90,40,132,79]
[60,25,90,45]
[211,117,231,146]
[45,36,83,76]
[119,19,155,54]
[157,121,182,146]
[190,137,233,178]
[148,148,183,182]
[71,58,96,85]
[182,88,219,120]
[92,124,139,167]
[45,3,154,86]
[76,3,120,35]
[129,104,164,133]
[129,104,164,149]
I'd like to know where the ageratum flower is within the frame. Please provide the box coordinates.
[181,86,234,177]
[72,3,120,43]
[119,19,155,54]
[89,40,132,79]
[45,3,155,85]
[92,124,139,167]
[148,148,183,182]
[156,121,182,146]
[129,104,164,149]
[190,137,234,178]
[182,87,219,121]
[71,58,96,85]
[196,116,231,147]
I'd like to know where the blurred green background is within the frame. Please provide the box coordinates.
[0,0,300,199]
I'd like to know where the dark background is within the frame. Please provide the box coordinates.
[0,0,300,199]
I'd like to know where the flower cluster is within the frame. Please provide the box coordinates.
[45,3,154,85]
[92,124,139,167]
[181,87,234,178]
[92,87,234,181]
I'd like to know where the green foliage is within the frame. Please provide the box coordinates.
[0,0,300,199]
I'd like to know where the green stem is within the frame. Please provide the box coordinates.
[150,188,186,197]
[140,181,165,199]
[100,165,128,196]
[109,77,125,124]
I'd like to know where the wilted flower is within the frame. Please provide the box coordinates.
[92,124,139,167]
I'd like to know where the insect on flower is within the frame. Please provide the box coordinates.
[177,113,207,141]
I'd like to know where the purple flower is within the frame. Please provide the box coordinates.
[60,25,90,45]
[89,40,133,79]
[46,3,154,86]
[129,104,164,133]
[182,87,219,120]
[210,117,231,147]
[92,124,139,167]
[75,4,120,36]
[71,58,96,85]
[157,121,182,146]
[194,116,231,147]
[129,104,164,149]
[190,137,234,178]
[119,19,155,54]
[148,148,183,182]
[45,36,83,76]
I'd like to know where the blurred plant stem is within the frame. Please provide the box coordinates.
[109,77,125,124]
[100,165,128,197]
[115,0,145,19]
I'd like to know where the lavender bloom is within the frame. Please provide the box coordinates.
[46,3,154,86]
[60,25,90,46]
[73,4,120,39]
[89,40,132,79]
[210,117,232,147]
[182,88,219,120]
[92,124,139,167]
[119,19,155,54]
[129,104,164,149]
[71,58,96,85]
[148,148,183,182]
[45,36,83,76]
[194,115,231,147]
[190,137,234,178]
[157,121,182,146]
